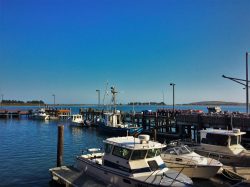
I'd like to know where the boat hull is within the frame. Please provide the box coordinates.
[32,115,49,120]
[98,124,143,136]
[194,149,250,167]
[74,157,192,187]
[164,161,221,179]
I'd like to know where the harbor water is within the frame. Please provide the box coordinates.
[0,105,246,187]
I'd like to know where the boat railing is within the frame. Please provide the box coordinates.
[81,148,102,155]
[144,167,190,186]
[207,151,222,161]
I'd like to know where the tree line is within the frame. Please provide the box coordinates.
[1,100,45,104]
[128,102,165,105]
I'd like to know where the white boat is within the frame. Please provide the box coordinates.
[72,114,84,123]
[99,110,143,136]
[192,128,250,167]
[32,108,49,120]
[71,114,90,127]
[74,135,193,187]
[207,106,222,113]
[161,143,222,179]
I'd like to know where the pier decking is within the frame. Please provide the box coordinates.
[0,109,32,118]
[49,166,105,187]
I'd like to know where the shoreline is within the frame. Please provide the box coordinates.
[0,103,245,107]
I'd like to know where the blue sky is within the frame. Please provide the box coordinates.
[0,0,250,104]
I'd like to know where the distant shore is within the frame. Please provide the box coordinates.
[0,102,245,107]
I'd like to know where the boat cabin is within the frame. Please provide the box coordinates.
[102,135,166,174]
[207,106,221,113]
[200,128,246,147]
[72,114,83,123]
[103,111,122,127]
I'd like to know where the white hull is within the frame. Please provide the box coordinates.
[75,157,192,187]
[32,115,49,120]
[164,161,221,179]
[194,148,250,167]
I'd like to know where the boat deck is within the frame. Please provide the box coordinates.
[49,166,105,187]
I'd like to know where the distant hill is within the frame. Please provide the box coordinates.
[185,101,244,106]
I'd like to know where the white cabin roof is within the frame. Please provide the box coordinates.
[200,129,246,136]
[103,136,166,150]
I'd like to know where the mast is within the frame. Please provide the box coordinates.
[111,86,118,112]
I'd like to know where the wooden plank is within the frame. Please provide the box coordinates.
[50,166,105,187]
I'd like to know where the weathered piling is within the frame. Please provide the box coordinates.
[57,125,64,167]
[154,128,157,141]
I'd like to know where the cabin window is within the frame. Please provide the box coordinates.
[146,148,161,158]
[202,133,228,146]
[112,146,132,160]
[104,143,113,154]
[147,160,159,171]
[131,150,147,160]
[230,136,238,146]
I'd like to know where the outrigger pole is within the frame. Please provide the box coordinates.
[222,52,250,114]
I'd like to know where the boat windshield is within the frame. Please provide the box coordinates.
[112,146,132,160]
[131,150,147,160]
[146,148,161,158]
[104,143,113,154]
[164,146,191,155]
[201,133,228,146]
[175,146,191,155]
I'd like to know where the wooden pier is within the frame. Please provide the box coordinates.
[79,108,250,145]
[0,109,32,118]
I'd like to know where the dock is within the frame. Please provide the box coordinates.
[49,166,105,187]
[80,108,250,145]
[0,109,32,118]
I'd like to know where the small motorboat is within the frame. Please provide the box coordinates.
[161,143,222,179]
[71,114,90,127]
[32,108,49,120]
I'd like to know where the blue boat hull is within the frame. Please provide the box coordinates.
[98,123,143,136]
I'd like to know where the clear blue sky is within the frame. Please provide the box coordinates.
[0,0,250,104]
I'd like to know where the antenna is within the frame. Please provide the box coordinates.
[102,81,109,108]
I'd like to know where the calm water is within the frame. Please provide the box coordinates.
[0,105,245,187]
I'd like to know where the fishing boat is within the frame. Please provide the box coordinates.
[161,142,222,179]
[31,108,49,120]
[98,86,143,136]
[98,110,143,136]
[71,114,91,127]
[74,135,193,187]
[191,128,250,167]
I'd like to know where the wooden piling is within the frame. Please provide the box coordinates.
[57,125,64,167]
[154,128,157,141]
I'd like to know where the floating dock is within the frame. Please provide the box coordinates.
[49,166,105,187]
